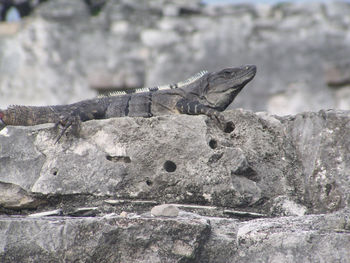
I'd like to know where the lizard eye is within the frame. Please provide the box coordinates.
[223,70,232,77]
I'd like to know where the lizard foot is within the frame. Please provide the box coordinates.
[54,114,81,143]
[207,111,234,133]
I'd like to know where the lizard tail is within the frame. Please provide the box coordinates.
[0,106,60,126]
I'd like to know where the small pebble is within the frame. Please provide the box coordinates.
[120,211,128,217]
[151,204,179,217]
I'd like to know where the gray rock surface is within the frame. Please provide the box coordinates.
[1,211,349,263]
[0,110,307,211]
[1,0,350,114]
[201,211,350,263]
[151,204,180,217]
[0,215,210,262]
[0,182,39,209]
[0,109,350,262]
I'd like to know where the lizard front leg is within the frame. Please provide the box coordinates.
[54,102,107,143]
[175,99,234,132]
[54,112,82,143]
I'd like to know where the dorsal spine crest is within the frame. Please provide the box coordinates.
[100,70,208,98]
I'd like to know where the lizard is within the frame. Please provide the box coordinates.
[0,65,256,142]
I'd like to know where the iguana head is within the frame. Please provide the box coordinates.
[197,65,256,111]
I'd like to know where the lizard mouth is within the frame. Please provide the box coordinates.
[237,65,256,84]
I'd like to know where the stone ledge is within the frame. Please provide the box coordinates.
[1,109,350,262]
[0,211,349,262]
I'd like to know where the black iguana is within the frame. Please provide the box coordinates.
[0,65,256,142]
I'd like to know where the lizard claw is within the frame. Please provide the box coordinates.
[54,119,72,144]
[54,114,81,144]
[208,112,235,133]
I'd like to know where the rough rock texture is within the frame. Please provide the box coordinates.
[0,215,210,263]
[0,110,306,211]
[151,204,180,217]
[1,212,349,263]
[1,0,350,114]
[201,211,350,263]
[1,109,350,262]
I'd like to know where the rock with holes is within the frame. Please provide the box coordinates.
[0,109,350,216]
[0,109,350,262]
[0,110,290,212]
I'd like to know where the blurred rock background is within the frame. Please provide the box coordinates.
[0,0,350,115]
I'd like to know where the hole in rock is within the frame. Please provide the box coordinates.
[209,139,217,149]
[325,183,332,196]
[224,121,235,133]
[163,160,177,173]
[146,179,153,186]
[52,168,58,176]
[106,155,131,163]
[208,153,223,163]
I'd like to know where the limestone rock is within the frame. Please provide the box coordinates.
[151,204,180,217]
[1,109,349,215]
[0,212,349,262]
[0,215,210,262]
[28,209,62,217]
[0,110,301,212]
[283,110,350,213]
[0,109,350,262]
[0,182,40,209]
[270,196,307,216]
